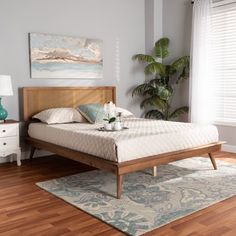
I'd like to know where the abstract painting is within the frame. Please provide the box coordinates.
[29,33,103,79]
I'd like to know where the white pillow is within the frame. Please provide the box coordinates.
[33,108,87,124]
[116,107,134,117]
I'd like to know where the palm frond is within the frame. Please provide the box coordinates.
[171,56,190,72]
[169,106,189,119]
[155,38,170,59]
[149,78,162,86]
[176,66,189,84]
[132,83,151,97]
[144,62,166,76]
[132,54,155,63]
[145,110,165,120]
[140,95,167,110]
[142,87,158,96]
[140,97,156,108]
[166,64,177,75]
[157,86,172,101]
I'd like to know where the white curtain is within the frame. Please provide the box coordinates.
[189,0,215,124]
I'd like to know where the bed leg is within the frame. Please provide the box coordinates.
[29,147,36,161]
[152,166,157,177]
[208,153,217,170]
[117,174,123,199]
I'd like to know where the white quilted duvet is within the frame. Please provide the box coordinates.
[28,118,219,163]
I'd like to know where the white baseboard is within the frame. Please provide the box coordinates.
[0,150,53,164]
[222,144,236,153]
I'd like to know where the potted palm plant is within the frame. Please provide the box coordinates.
[132,38,190,120]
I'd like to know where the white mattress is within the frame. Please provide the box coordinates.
[28,118,219,163]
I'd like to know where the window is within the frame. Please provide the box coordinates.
[211,1,236,125]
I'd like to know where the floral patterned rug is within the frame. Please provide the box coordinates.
[36,157,236,236]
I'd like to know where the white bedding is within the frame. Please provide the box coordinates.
[28,118,219,163]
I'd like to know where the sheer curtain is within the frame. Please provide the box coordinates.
[189,0,215,124]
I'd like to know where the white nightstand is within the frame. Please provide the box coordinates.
[0,120,21,166]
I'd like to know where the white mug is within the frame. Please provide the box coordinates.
[114,122,122,131]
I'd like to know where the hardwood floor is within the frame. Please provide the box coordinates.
[0,152,235,236]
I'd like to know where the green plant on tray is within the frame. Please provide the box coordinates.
[104,117,116,124]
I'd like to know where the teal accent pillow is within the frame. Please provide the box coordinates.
[78,103,105,123]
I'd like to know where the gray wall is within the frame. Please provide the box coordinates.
[163,0,192,119]
[0,0,145,122]
[217,126,236,149]
[163,0,192,62]
[145,0,163,54]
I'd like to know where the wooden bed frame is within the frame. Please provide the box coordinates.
[23,87,224,199]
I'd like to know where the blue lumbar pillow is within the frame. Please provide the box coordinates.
[78,103,105,123]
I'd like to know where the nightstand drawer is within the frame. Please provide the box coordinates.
[0,120,21,166]
[0,124,17,138]
[0,137,18,149]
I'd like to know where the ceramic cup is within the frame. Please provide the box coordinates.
[114,122,122,131]
[104,123,113,130]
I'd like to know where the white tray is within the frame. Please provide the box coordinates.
[97,127,129,132]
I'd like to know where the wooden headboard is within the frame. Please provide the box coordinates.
[22,86,116,121]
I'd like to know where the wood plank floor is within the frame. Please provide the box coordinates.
[0,152,235,236]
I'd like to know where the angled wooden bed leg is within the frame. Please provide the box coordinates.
[117,174,123,199]
[152,166,157,177]
[208,153,217,170]
[29,147,36,161]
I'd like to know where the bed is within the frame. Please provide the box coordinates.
[23,87,224,199]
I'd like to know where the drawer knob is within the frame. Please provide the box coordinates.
[2,130,6,133]
[3,143,6,146]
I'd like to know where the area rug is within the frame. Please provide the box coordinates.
[36,157,236,236]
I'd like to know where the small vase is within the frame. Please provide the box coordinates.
[104,123,113,131]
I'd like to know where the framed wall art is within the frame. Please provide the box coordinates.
[29,33,103,79]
